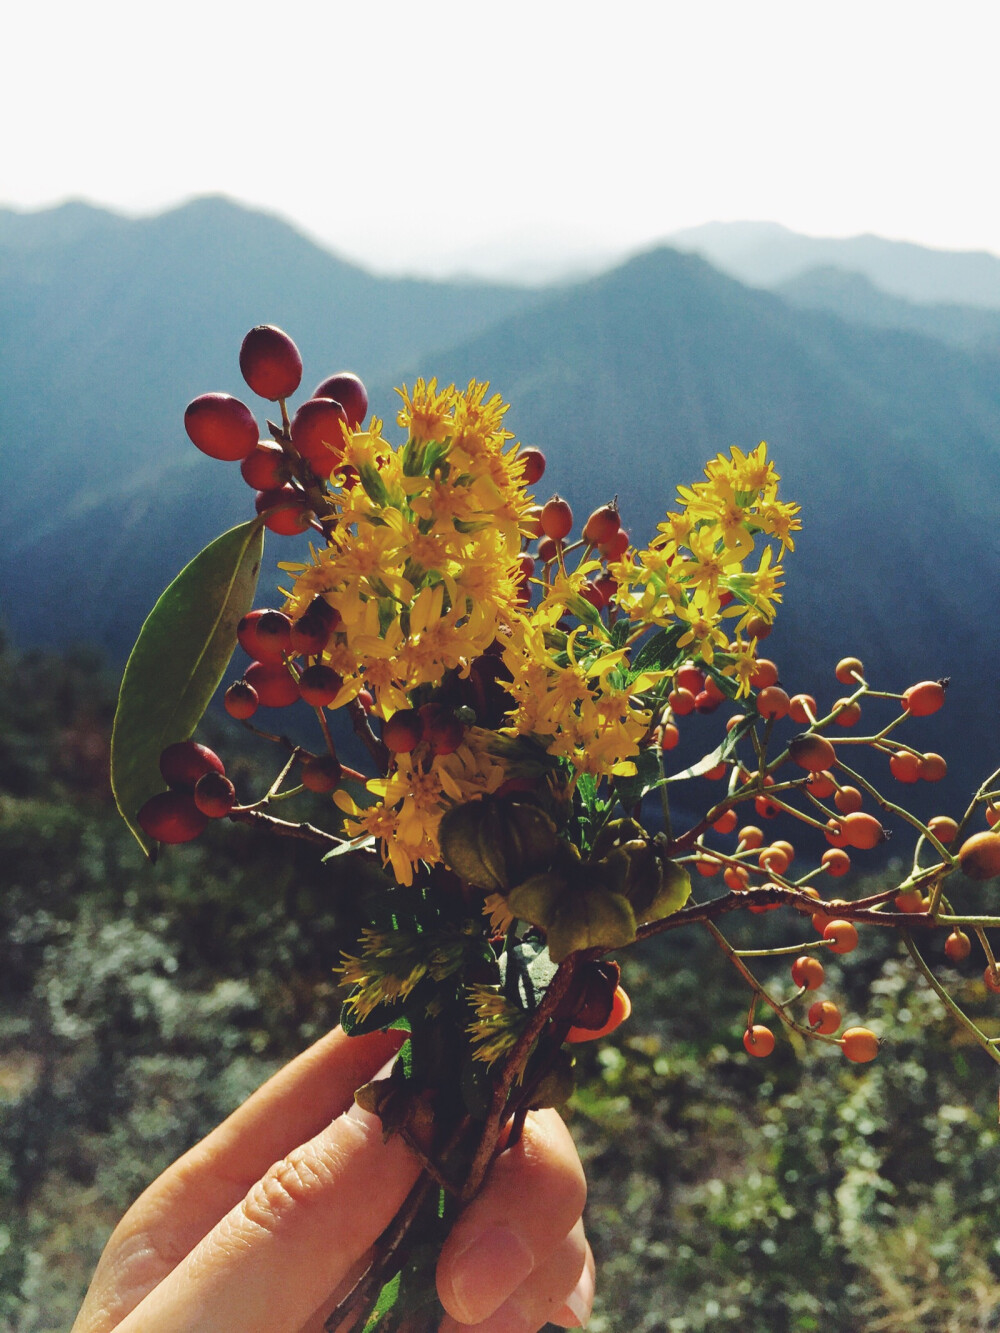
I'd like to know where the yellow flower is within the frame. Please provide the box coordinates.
[396,378,456,444]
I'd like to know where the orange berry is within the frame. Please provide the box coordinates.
[823,919,859,954]
[703,676,727,705]
[744,615,772,641]
[566,985,631,1043]
[841,1027,879,1063]
[676,662,706,695]
[889,750,922,783]
[712,808,738,834]
[695,856,722,877]
[789,693,817,724]
[540,496,573,541]
[894,890,925,913]
[835,657,865,686]
[760,845,791,875]
[724,865,750,892]
[791,955,825,990]
[238,609,293,663]
[841,812,884,850]
[743,1024,776,1057]
[824,818,849,848]
[832,698,862,727]
[927,816,959,844]
[919,753,947,782]
[757,686,790,720]
[902,680,947,717]
[834,785,863,814]
[986,805,1000,829]
[808,1000,841,1035]
[703,762,728,781]
[807,769,837,800]
[660,722,680,751]
[984,966,1000,994]
[944,930,971,962]
[738,825,765,850]
[750,658,780,689]
[669,687,697,716]
[788,734,837,772]
[822,848,851,877]
[244,660,300,708]
[958,832,1000,881]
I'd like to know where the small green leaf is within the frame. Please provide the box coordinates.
[548,888,636,963]
[631,625,683,675]
[614,746,663,811]
[111,519,265,854]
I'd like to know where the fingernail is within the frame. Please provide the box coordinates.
[450,1225,534,1323]
[562,1261,595,1327]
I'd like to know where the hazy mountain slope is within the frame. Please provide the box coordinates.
[669,221,1000,308]
[776,267,1000,351]
[0,195,539,525]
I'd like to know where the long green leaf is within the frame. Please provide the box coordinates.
[111,519,265,854]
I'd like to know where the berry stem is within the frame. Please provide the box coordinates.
[225,807,343,848]
[900,930,1000,1070]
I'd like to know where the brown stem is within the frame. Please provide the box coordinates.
[350,699,390,772]
[226,806,343,848]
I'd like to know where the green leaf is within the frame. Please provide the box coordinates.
[111,519,265,854]
[665,714,756,782]
[614,746,664,812]
[630,625,683,675]
[548,888,637,963]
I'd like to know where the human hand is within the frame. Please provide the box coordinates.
[72,1026,593,1333]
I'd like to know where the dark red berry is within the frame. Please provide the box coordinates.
[298,664,343,707]
[289,598,340,655]
[582,502,621,546]
[193,771,236,818]
[138,791,207,844]
[420,703,464,755]
[239,325,303,401]
[159,741,225,791]
[291,398,349,475]
[240,441,288,490]
[383,709,423,753]
[184,394,259,462]
[254,486,312,535]
[312,372,368,428]
[518,448,546,485]
[301,753,343,792]
[225,680,259,719]
[245,660,300,708]
[540,496,573,542]
[238,610,292,663]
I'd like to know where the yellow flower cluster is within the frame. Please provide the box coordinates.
[280,380,535,718]
[282,395,796,885]
[611,443,799,687]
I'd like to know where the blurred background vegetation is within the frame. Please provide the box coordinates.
[2,634,999,1332]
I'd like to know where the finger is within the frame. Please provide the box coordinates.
[74,1026,403,1333]
[438,1221,592,1333]
[111,1100,421,1333]
[435,1109,587,1326]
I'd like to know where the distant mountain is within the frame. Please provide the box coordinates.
[3,202,1000,811]
[775,267,1000,351]
[669,221,1000,309]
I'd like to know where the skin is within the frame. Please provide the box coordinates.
[72,1026,594,1333]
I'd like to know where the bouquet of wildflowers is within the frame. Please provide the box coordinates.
[112,324,1000,1330]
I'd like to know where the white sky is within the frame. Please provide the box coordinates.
[4,0,1000,278]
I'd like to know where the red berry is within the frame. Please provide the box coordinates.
[537,536,561,564]
[255,486,312,535]
[832,698,862,727]
[743,1025,775,1057]
[518,447,546,485]
[808,1000,841,1034]
[834,785,863,814]
[383,709,424,753]
[807,770,837,799]
[540,496,573,541]
[788,693,817,725]
[298,664,344,707]
[919,753,947,782]
[661,722,680,750]
[902,680,946,717]
[791,955,825,990]
[245,660,300,708]
[193,771,236,818]
[238,610,292,663]
[291,398,349,474]
[582,502,621,546]
[598,528,629,561]
[225,680,259,719]
[889,750,921,783]
[985,966,1000,994]
[159,741,225,791]
[239,325,303,401]
[958,832,1000,881]
[676,662,705,695]
[184,393,259,462]
[420,703,464,755]
[668,687,697,716]
[566,985,631,1043]
[823,919,859,954]
[312,372,368,428]
[301,753,343,793]
[240,441,288,490]
[750,658,779,689]
[841,1027,879,1062]
[756,686,790,720]
[138,791,207,844]
[835,657,864,686]
[788,734,837,772]
[944,930,971,962]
